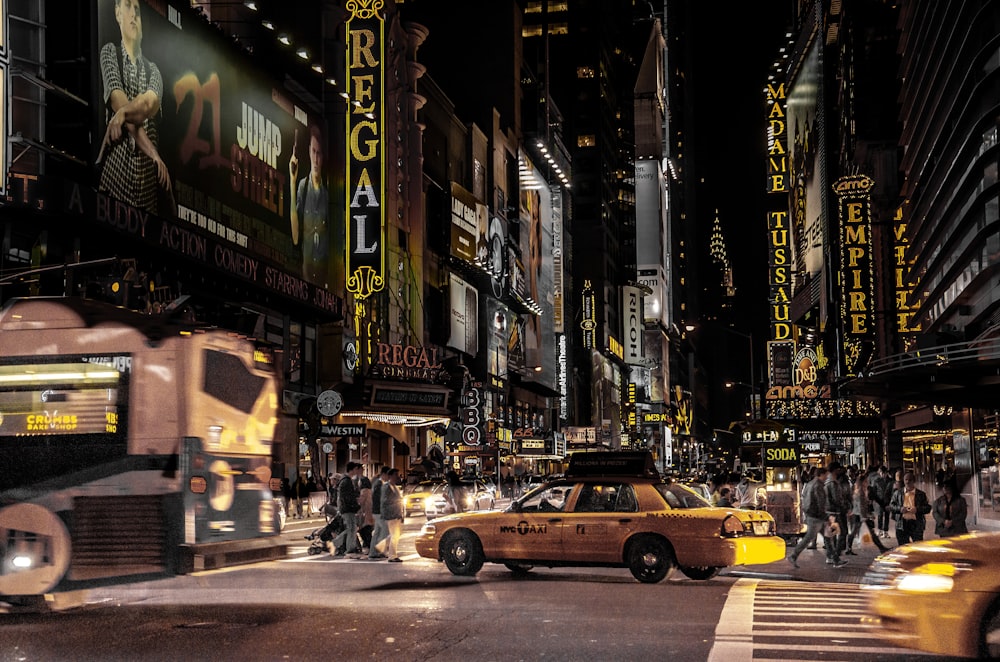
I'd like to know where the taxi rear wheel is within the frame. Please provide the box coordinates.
[441,530,485,576]
[678,565,721,580]
[627,534,674,583]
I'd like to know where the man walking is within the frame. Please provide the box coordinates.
[368,466,390,559]
[789,466,836,568]
[823,462,849,568]
[332,462,363,557]
[379,468,405,562]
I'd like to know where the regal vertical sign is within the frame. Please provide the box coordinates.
[345,0,386,300]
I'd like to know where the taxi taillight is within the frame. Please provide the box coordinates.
[720,515,746,537]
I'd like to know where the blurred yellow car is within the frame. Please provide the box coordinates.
[863,531,1000,658]
[402,481,437,517]
[414,452,785,583]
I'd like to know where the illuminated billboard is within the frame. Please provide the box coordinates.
[94,0,343,297]
[786,40,825,284]
[448,272,479,357]
[518,151,555,386]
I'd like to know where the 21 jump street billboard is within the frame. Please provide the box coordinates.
[93,0,344,308]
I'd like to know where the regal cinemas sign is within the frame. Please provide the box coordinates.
[369,342,449,382]
[345,0,386,300]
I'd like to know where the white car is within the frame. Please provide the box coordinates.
[424,480,495,519]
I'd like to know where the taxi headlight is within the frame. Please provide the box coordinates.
[896,561,971,593]
[420,523,436,536]
[721,514,746,537]
[11,554,33,569]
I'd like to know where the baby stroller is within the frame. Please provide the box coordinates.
[305,512,345,555]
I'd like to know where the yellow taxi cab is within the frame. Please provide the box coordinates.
[414,452,786,583]
[863,531,1000,658]
[403,481,437,517]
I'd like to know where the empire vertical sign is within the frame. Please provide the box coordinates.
[834,174,876,376]
[345,0,386,301]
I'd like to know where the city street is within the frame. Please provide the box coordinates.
[0,516,964,661]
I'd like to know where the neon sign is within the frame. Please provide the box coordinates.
[345,0,386,300]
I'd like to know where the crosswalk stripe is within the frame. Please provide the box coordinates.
[708,578,931,661]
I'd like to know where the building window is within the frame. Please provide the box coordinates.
[577,66,595,79]
[522,24,542,38]
[549,23,569,35]
[548,1,569,11]
[577,134,596,148]
[524,1,542,13]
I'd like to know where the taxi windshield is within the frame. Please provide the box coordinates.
[655,483,712,509]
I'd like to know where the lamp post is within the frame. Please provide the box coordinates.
[720,327,757,421]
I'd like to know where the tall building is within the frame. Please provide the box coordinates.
[522,0,645,451]
[844,0,1000,529]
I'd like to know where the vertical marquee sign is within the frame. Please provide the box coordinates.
[581,279,596,349]
[765,83,787,194]
[765,81,791,345]
[345,0,386,300]
[833,174,876,376]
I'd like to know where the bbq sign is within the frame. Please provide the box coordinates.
[345,0,386,300]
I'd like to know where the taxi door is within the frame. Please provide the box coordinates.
[560,482,639,563]
[491,483,574,561]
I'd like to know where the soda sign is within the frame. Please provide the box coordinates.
[762,443,800,467]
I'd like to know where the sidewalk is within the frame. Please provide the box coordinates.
[722,531,893,584]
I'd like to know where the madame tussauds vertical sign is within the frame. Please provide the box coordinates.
[345,0,386,301]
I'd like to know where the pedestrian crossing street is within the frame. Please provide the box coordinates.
[282,529,423,563]
[708,579,940,661]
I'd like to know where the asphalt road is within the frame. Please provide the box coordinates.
[0,516,961,661]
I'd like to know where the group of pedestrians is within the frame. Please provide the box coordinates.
[788,462,968,570]
[328,463,405,562]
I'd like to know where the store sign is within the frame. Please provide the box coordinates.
[319,424,366,437]
[763,442,800,466]
[460,381,484,446]
[345,1,386,300]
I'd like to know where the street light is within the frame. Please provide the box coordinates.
[720,327,757,420]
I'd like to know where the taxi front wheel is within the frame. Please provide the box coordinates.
[627,534,675,584]
[441,530,485,576]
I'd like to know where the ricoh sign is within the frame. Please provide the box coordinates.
[622,285,643,365]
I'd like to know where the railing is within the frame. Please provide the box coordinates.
[865,336,1000,376]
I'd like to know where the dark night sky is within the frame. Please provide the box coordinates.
[690,3,793,343]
